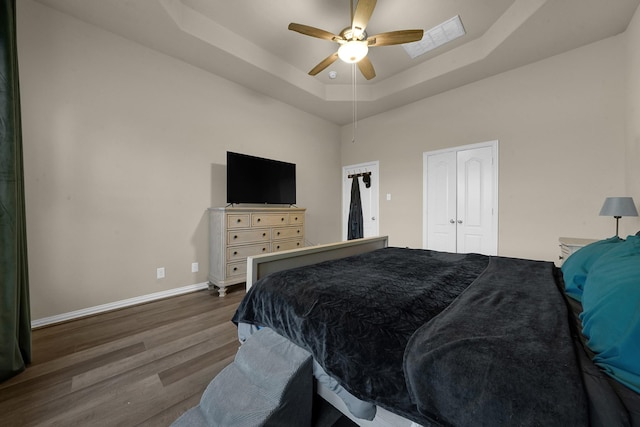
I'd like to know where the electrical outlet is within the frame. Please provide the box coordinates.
[191,262,199,273]
[156,267,165,279]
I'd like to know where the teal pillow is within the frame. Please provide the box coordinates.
[580,235,640,393]
[561,236,622,301]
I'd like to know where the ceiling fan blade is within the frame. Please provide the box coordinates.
[352,0,377,36]
[367,29,424,47]
[309,52,340,76]
[288,23,343,42]
[357,56,376,80]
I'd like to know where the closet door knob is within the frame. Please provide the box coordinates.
[449,219,455,224]
[457,220,463,224]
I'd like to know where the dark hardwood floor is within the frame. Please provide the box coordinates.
[0,287,245,426]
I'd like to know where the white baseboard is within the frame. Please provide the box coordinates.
[31,282,210,329]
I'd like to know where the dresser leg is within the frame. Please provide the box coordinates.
[208,281,227,297]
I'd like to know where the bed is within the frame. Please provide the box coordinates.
[231,236,640,426]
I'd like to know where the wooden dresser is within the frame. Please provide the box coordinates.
[208,206,305,296]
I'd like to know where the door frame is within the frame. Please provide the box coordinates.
[342,161,380,241]
[422,140,499,253]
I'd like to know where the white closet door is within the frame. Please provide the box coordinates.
[456,146,495,254]
[423,142,498,255]
[425,151,457,252]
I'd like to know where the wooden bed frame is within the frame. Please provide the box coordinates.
[245,236,421,427]
[246,236,389,291]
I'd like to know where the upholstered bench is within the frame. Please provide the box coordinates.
[171,327,313,427]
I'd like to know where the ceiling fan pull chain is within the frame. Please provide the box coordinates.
[352,63,357,143]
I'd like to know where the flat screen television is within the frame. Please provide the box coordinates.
[226,151,296,205]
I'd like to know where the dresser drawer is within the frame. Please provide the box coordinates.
[227,214,250,229]
[226,261,246,277]
[227,229,270,245]
[289,213,304,225]
[252,213,288,227]
[227,243,270,261]
[272,226,303,240]
[272,239,304,252]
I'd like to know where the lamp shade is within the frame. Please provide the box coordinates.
[599,197,638,217]
[338,41,368,63]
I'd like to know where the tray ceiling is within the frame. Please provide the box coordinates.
[33,0,640,124]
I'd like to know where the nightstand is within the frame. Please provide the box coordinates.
[558,237,598,265]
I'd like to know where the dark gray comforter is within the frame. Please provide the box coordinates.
[232,247,588,426]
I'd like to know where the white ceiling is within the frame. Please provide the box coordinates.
[34,0,640,125]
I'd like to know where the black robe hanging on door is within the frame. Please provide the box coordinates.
[348,176,364,240]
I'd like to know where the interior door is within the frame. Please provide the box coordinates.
[342,161,379,240]
[425,152,457,252]
[423,142,498,255]
[456,146,495,254]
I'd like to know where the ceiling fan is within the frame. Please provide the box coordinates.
[288,0,424,80]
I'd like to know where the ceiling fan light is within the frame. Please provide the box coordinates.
[338,41,368,63]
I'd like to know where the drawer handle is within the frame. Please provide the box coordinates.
[257,218,261,222]
[277,232,280,236]
[233,251,238,256]
[233,235,238,239]
[237,218,241,223]
[297,230,300,233]
[276,245,280,249]
[281,217,285,221]
[233,267,238,272]
[294,217,298,221]
[297,242,300,246]
[262,247,267,252]
[262,233,266,237]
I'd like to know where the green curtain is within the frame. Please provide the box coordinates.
[0,0,32,382]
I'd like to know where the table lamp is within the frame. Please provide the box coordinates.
[599,197,638,237]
